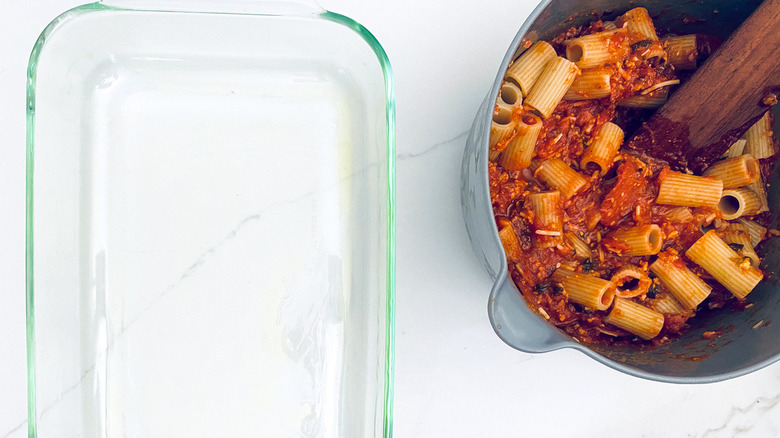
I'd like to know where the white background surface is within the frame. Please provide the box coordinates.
[2,1,780,437]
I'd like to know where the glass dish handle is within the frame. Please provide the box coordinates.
[100,0,324,15]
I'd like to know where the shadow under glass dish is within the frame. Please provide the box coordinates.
[461,0,780,383]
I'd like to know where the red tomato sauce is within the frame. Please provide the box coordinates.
[489,19,776,347]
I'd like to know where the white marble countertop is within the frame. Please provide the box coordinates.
[2,1,780,437]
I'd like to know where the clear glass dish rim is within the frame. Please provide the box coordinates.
[24,3,396,437]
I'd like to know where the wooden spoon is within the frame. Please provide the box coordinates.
[626,0,780,173]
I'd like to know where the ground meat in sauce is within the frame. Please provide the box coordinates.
[489,15,777,347]
[600,156,653,226]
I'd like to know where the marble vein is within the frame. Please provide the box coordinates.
[1,420,25,438]
[699,393,780,437]
[397,131,469,160]
[28,147,389,429]
[29,205,287,429]
[115,159,375,340]
[27,363,98,430]
[116,212,264,338]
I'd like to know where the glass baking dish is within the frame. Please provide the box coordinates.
[26,1,395,436]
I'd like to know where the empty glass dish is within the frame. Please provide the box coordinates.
[26,1,395,436]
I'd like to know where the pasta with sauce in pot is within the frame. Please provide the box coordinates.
[489,7,777,346]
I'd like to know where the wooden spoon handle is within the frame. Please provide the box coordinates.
[627,0,780,172]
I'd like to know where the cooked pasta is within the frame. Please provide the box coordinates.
[747,178,769,213]
[650,250,711,310]
[580,122,624,175]
[527,191,564,248]
[498,223,522,261]
[488,8,774,347]
[617,88,668,108]
[605,224,663,256]
[525,56,580,118]
[744,112,775,159]
[604,298,664,340]
[721,139,747,158]
[498,113,543,171]
[736,218,768,247]
[651,293,687,315]
[610,265,651,298]
[686,231,763,300]
[552,269,616,311]
[565,232,592,260]
[499,81,523,108]
[505,41,558,96]
[719,188,762,220]
[662,34,698,70]
[656,170,723,208]
[565,29,629,69]
[702,154,760,188]
[564,68,612,101]
[616,7,659,41]
[489,100,515,151]
[719,227,760,268]
[534,158,588,199]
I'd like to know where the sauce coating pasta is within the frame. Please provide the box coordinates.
[489,9,777,346]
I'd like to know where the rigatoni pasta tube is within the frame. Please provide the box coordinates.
[527,190,563,248]
[498,224,522,261]
[665,206,693,223]
[721,139,746,158]
[618,88,668,108]
[535,158,588,199]
[489,100,515,150]
[505,41,557,96]
[702,154,760,188]
[720,229,760,268]
[552,269,616,311]
[498,113,543,171]
[652,293,687,314]
[525,57,580,118]
[565,29,629,69]
[565,232,592,260]
[610,265,651,298]
[499,81,523,108]
[616,7,659,41]
[492,81,524,159]
[747,177,769,212]
[604,298,664,340]
[744,112,775,159]
[650,251,711,310]
[580,122,624,175]
[686,230,763,299]
[656,171,723,208]
[563,68,612,101]
[606,224,663,256]
[722,221,748,234]
[719,188,762,220]
[736,218,768,247]
[662,34,698,70]
[636,40,666,62]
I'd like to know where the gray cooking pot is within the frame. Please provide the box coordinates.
[461,0,780,383]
